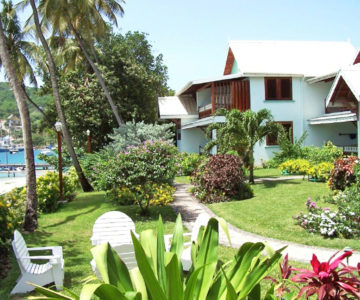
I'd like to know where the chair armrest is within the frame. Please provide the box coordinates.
[28,246,59,251]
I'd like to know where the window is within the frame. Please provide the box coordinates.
[265,77,292,100]
[266,121,293,146]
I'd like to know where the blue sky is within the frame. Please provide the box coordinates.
[116,0,360,91]
[3,0,360,92]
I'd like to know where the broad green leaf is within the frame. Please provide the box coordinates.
[131,232,167,300]
[264,285,276,300]
[183,267,203,299]
[157,216,167,293]
[80,283,127,300]
[91,243,133,292]
[170,214,184,268]
[192,218,219,300]
[247,283,261,300]
[217,217,232,247]
[139,229,158,277]
[165,252,184,300]
[124,291,142,300]
[220,267,237,300]
[27,283,76,300]
[130,268,148,300]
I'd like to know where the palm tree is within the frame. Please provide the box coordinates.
[27,0,93,192]
[37,0,125,126]
[0,17,38,231]
[206,109,280,183]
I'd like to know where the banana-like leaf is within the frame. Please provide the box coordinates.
[91,243,133,293]
[79,283,128,300]
[27,283,77,300]
[139,229,158,278]
[130,268,148,300]
[170,214,184,269]
[131,231,167,300]
[217,217,232,248]
[191,218,219,300]
[157,216,167,293]
[165,252,184,300]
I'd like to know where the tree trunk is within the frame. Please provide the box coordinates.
[0,20,38,231]
[249,147,255,184]
[69,22,124,126]
[29,0,93,192]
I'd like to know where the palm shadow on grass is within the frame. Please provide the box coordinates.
[260,179,302,189]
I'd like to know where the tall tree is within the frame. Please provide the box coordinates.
[0,18,38,231]
[206,109,280,184]
[28,0,93,192]
[38,0,125,126]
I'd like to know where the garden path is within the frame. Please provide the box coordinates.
[171,183,360,267]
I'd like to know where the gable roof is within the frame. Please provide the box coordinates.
[228,40,357,77]
[325,65,360,106]
[158,96,198,119]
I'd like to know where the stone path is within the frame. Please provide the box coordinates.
[171,183,360,267]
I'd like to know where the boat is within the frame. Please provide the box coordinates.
[9,145,19,154]
[40,148,56,156]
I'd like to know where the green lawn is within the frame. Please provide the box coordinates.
[208,179,360,251]
[0,191,178,299]
[253,168,281,178]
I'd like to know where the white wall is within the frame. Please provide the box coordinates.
[196,88,211,108]
[178,118,209,153]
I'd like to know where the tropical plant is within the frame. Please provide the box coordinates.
[206,109,280,183]
[302,141,343,164]
[192,154,253,203]
[25,0,93,193]
[178,152,204,176]
[0,14,38,231]
[307,162,333,181]
[279,159,310,175]
[291,251,360,299]
[107,120,175,152]
[328,156,358,191]
[29,215,285,300]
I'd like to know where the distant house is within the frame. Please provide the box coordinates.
[158,40,360,164]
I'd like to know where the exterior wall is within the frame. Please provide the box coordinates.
[196,88,211,108]
[178,118,208,153]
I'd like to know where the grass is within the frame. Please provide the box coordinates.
[208,178,360,251]
[253,167,281,178]
[0,191,178,299]
[174,176,191,184]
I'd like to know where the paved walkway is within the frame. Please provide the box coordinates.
[171,183,360,267]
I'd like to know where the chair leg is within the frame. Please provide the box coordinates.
[52,265,64,290]
[11,275,33,294]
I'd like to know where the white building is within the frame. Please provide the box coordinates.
[158,40,360,164]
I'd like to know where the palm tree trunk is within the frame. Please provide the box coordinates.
[69,22,124,126]
[29,0,93,192]
[249,147,255,184]
[0,20,38,231]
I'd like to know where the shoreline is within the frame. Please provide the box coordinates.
[0,170,49,195]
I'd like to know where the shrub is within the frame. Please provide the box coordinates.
[177,152,204,176]
[192,154,253,203]
[307,162,333,181]
[106,120,175,152]
[302,141,342,164]
[0,187,26,255]
[35,171,78,213]
[107,183,175,206]
[279,159,310,175]
[328,156,358,190]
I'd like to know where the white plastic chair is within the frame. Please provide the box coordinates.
[11,230,64,294]
[165,213,211,271]
[90,211,139,275]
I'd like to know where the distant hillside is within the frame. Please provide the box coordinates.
[0,82,52,120]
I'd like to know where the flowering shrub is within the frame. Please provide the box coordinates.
[177,152,204,176]
[295,194,360,238]
[0,187,26,255]
[107,183,175,206]
[328,156,358,190]
[279,159,310,175]
[291,251,360,299]
[192,154,253,203]
[307,162,333,181]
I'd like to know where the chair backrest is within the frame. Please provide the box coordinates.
[113,243,137,270]
[190,213,211,242]
[12,230,30,273]
[91,211,136,246]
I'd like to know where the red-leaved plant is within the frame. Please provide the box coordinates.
[291,251,360,299]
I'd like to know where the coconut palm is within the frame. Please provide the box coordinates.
[0,17,38,231]
[37,0,125,126]
[206,109,281,183]
[27,0,93,192]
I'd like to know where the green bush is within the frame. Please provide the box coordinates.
[178,152,204,176]
[279,159,310,175]
[107,183,175,206]
[0,187,26,255]
[302,141,343,164]
[192,154,253,203]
